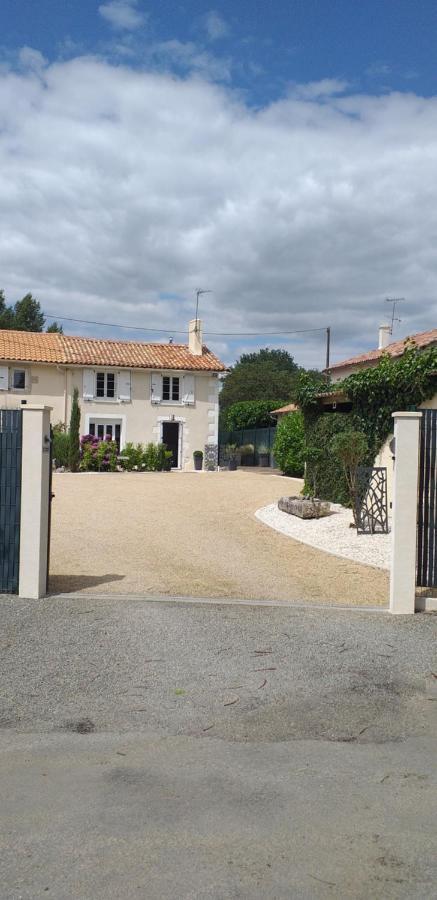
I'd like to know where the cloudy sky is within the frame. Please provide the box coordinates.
[1,0,437,368]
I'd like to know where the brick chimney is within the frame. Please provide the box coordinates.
[378,324,391,349]
[188,319,203,356]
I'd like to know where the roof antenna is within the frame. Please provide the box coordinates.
[385,297,405,335]
[194,288,212,331]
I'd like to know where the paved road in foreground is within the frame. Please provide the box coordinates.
[49,471,389,605]
[1,594,436,899]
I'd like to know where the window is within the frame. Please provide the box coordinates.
[162,375,180,402]
[12,369,26,390]
[89,420,121,448]
[96,371,115,399]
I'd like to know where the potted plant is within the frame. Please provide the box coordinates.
[193,450,203,471]
[226,444,238,471]
[239,443,255,466]
[257,442,270,467]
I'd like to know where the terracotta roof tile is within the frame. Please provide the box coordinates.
[270,402,298,414]
[0,330,227,372]
[328,328,437,372]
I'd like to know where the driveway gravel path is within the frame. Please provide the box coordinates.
[50,471,389,605]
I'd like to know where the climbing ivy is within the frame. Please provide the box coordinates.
[295,342,437,502]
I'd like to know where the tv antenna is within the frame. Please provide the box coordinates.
[385,297,404,335]
[194,289,212,329]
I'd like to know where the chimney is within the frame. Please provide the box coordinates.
[378,324,391,349]
[188,319,203,356]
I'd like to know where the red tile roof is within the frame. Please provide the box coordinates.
[328,328,437,372]
[0,330,227,372]
[270,402,298,415]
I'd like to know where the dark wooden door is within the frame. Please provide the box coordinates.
[162,422,179,468]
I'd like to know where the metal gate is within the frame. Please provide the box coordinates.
[0,410,22,593]
[417,409,437,587]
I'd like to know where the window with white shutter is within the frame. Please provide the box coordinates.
[0,366,9,391]
[83,369,95,400]
[151,373,162,404]
[118,371,131,402]
[182,374,195,405]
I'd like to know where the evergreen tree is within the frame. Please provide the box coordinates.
[0,290,15,329]
[13,294,45,332]
[68,387,81,472]
[46,321,63,333]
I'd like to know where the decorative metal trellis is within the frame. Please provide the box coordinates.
[355,466,388,535]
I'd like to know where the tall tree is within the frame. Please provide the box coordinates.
[0,290,15,330]
[46,321,63,333]
[219,348,301,412]
[68,387,81,472]
[13,294,45,332]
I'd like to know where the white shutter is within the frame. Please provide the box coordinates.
[151,372,162,404]
[182,374,195,405]
[83,369,94,400]
[0,366,9,391]
[118,370,131,401]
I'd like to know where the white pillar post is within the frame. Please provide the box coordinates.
[19,406,52,599]
[389,411,421,615]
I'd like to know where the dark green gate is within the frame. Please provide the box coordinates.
[417,409,437,588]
[0,409,22,593]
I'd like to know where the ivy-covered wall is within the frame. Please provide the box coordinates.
[296,343,437,504]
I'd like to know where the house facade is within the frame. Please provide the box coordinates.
[0,320,226,470]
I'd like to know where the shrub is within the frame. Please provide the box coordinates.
[225,400,284,431]
[331,430,369,523]
[52,422,70,467]
[121,442,143,471]
[118,441,171,471]
[273,412,305,477]
[303,413,362,504]
[79,435,118,472]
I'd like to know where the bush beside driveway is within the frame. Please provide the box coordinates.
[49,470,388,605]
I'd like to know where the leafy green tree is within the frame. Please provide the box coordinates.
[13,294,45,332]
[68,388,81,472]
[219,348,301,413]
[331,430,369,524]
[225,399,283,431]
[46,321,63,333]
[0,290,15,329]
[273,412,305,476]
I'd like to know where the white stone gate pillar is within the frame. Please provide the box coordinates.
[389,411,421,615]
[19,406,52,599]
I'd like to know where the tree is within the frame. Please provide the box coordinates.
[68,388,81,472]
[0,290,15,330]
[225,399,283,431]
[13,294,45,332]
[331,430,369,524]
[219,348,301,413]
[273,412,305,476]
[46,321,63,333]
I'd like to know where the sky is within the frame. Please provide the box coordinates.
[1,1,437,369]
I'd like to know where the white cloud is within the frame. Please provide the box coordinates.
[99,0,145,31]
[202,10,229,41]
[291,79,350,100]
[18,46,47,71]
[0,57,437,367]
[150,40,231,82]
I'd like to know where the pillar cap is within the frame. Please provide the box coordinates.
[21,404,53,411]
[392,411,422,419]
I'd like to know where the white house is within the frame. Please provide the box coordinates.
[0,319,226,470]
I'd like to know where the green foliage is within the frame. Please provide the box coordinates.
[46,321,64,333]
[331,431,369,522]
[12,294,45,332]
[193,450,203,458]
[121,442,143,471]
[219,348,301,413]
[80,437,118,472]
[225,399,283,431]
[118,442,172,472]
[52,422,70,467]
[0,290,15,329]
[68,388,81,472]
[342,343,437,455]
[304,413,358,504]
[273,412,305,477]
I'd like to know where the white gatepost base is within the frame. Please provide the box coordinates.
[19,406,52,599]
[389,411,421,615]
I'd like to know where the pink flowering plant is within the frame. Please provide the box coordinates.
[79,434,118,472]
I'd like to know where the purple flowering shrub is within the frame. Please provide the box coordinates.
[80,435,118,472]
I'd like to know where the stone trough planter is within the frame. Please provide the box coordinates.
[278,495,330,519]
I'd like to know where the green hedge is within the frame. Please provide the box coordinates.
[273,412,305,476]
[224,399,284,431]
[304,413,360,504]
[52,424,70,467]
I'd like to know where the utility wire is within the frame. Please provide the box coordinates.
[44,313,327,338]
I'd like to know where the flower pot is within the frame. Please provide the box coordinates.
[258,452,270,467]
[194,456,203,471]
[228,458,237,471]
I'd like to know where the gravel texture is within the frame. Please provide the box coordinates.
[256,502,391,570]
[49,471,389,606]
[1,595,436,899]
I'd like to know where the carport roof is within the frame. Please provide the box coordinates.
[0,329,227,372]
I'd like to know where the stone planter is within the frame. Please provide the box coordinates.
[258,452,270,467]
[278,495,330,519]
[228,458,237,471]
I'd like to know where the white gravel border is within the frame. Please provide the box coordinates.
[255,503,391,570]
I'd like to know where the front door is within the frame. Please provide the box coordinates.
[162,422,179,468]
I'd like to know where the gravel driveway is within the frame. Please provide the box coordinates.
[1,595,436,899]
[49,471,388,606]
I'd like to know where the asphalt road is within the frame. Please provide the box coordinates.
[1,594,436,899]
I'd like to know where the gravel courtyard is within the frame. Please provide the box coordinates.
[50,471,389,606]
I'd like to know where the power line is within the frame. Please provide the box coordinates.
[44,312,328,338]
